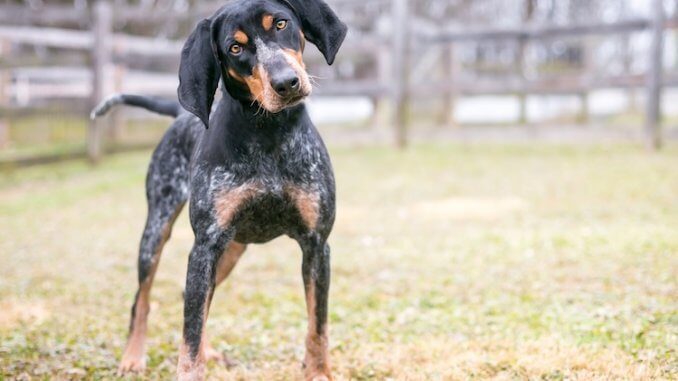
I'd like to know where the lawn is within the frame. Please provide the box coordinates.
[0,143,676,380]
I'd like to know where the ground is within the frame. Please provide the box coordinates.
[0,143,676,380]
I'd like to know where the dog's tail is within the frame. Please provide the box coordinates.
[90,93,182,120]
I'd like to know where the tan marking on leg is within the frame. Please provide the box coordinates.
[119,220,173,375]
[189,241,245,368]
[234,30,248,45]
[215,241,247,286]
[285,185,320,230]
[118,295,149,373]
[304,283,332,381]
[262,14,274,31]
[214,182,263,228]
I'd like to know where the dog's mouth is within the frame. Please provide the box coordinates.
[283,92,308,106]
[267,90,310,112]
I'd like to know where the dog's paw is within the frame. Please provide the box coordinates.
[304,367,333,381]
[306,373,332,381]
[303,358,332,381]
[117,356,146,376]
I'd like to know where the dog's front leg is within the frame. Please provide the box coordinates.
[177,231,231,381]
[300,235,333,381]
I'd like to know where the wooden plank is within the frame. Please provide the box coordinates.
[427,18,651,43]
[0,1,389,27]
[0,40,9,108]
[392,0,410,149]
[408,73,678,97]
[114,34,182,56]
[0,26,92,50]
[88,0,113,163]
[3,65,678,105]
[517,0,534,125]
[645,0,665,150]
[438,44,454,126]
[4,69,678,105]
[314,81,389,97]
[0,5,87,26]
[372,41,393,129]
[108,64,127,142]
[0,25,182,56]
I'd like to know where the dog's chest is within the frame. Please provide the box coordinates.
[212,179,319,243]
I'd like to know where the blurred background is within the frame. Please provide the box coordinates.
[0,1,676,380]
[0,0,677,163]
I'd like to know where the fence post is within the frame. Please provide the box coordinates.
[517,0,535,126]
[392,0,410,148]
[517,36,528,125]
[372,42,391,130]
[577,38,592,124]
[88,0,113,163]
[645,0,664,151]
[107,63,126,143]
[438,44,456,127]
[0,38,10,149]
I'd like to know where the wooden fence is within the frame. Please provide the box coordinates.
[0,0,676,166]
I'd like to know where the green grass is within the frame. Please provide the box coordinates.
[0,143,676,380]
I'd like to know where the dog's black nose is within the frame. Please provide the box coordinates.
[270,70,300,97]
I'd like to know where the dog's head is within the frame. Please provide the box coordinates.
[178,0,348,127]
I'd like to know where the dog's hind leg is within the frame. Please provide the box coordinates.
[119,147,190,374]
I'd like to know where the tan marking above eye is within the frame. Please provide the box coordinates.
[234,30,249,44]
[262,14,274,31]
[276,20,287,30]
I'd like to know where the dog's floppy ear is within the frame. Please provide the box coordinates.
[278,0,348,65]
[178,18,221,128]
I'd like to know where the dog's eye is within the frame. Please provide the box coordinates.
[229,44,242,55]
[275,20,287,30]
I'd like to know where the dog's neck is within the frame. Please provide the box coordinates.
[206,92,309,154]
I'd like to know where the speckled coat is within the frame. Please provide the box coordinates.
[91,0,348,380]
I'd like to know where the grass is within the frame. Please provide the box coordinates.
[0,143,676,380]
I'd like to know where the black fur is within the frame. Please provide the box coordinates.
[90,94,182,119]
[275,0,347,64]
[93,0,346,378]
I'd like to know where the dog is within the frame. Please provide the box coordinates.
[91,0,347,379]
